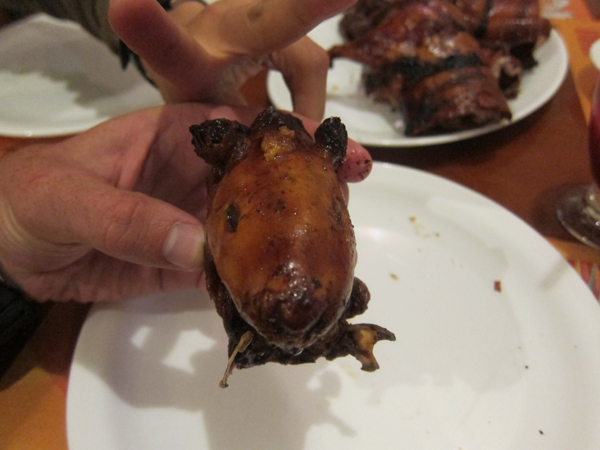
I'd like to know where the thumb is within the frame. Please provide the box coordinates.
[73,185,205,270]
[4,174,204,272]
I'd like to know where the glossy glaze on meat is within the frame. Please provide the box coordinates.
[331,1,472,68]
[339,0,550,48]
[484,0,551,46]
[190,108,395,387]
[331,0,513,135]
[330,0,550,136]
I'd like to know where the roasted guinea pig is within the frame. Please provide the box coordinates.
[330,0,551,136]
[330,0,513,136]
[189,107,395,387]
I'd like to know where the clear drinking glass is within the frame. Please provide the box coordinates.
[556,75,600,249]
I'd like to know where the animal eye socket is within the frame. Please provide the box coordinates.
[225,203,239,232]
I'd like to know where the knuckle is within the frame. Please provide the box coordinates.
[306,45,331,74]
[293,39,330,74]
[99,195,148,254]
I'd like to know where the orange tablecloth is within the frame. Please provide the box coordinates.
[2,1,600,449]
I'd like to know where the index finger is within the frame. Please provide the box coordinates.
[206,0,358,54]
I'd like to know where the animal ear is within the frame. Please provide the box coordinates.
[314,117,348,170]
[251,106,307,136]
[190,119,251,169]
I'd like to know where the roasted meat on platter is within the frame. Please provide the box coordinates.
[190,107,395,388]
[329,0,551,136]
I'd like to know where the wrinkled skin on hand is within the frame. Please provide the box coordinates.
[190,108,395,387]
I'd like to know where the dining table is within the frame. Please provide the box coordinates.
[2,0,600,448]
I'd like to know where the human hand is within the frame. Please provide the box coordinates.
[0,105,371,303]
[108,0,357,121]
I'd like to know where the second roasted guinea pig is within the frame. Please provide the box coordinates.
[190,107,395,387]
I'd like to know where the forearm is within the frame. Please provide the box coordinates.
[0,0,119,52]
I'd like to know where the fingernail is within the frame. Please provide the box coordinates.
[163,222,204,269]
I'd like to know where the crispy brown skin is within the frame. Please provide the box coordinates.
[205,122,354,351]
[330,0,551,136]
[330,0,512,136]
[190,108,395,386]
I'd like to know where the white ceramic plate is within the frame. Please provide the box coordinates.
[0,14,163,137]
[590,38,600,70]
[67,162,600,450]
[268,16,569,147]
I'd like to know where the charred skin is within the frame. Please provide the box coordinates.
[330,0,551,136]
[190,107,395,387]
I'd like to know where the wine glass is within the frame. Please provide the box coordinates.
[556,74,600,249]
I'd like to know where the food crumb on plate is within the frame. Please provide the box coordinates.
[409,216,440,238]
[494,280,502,292]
